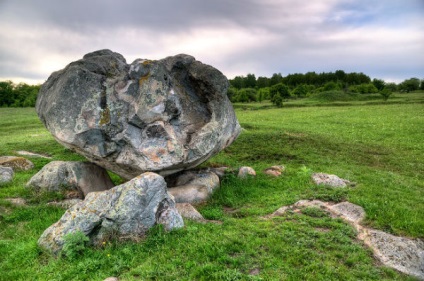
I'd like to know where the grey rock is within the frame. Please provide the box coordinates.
[238,166,256,178]
[103,278,119,281]
[0,166,14,184]
[363,229,424,280]
[38,172,183,255]
[166,170,220,203]
[26,161,115,198]
[176,203,205,221]
[0,156,34,171]
[312,173,350,188]
[36,50,241,180]
[330,201,365,224]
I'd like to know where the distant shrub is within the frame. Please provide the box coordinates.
[310,90,357,102]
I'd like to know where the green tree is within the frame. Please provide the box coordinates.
[380,88,392,101]
[399,78,420,92]
[372,78,386,91]
[0,80,14,107]
[270,83,290,106]
[244,73,256,88]
[292,84,308,97]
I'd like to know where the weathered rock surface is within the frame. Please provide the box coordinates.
[312,172,350,188]
[266,200,424,280]
[0,156,34,171]
[26,161,114,198]
[238,166,256,178]
[361,229,424,280]
[38,172,183,255]
[166,170,220,203]
[0,166,14,184]
[36,49,241,179]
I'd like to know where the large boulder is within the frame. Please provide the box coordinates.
[26,161,114,198]
[36,50,240,179]
[38,172,183,256]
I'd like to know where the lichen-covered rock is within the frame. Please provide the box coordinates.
[166,170,220,203]
[26,161,114,198]
[0,166,14,184]
[36,50,240,179]
[0,156,34,171]
[38,172,183,256]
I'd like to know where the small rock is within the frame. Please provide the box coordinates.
[26,161,115,198]
[167,170,220,204]
[312,173,350,188]
[238,166,256,178]
[0,156,34,171]
[103,277,119,281]
[0,166,14,184]
[38,172,183,256]
[263,165,285,177]
[176,203,205,221]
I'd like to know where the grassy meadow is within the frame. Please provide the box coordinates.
[0,92,423,280]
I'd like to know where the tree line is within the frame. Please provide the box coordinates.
[228,71,424,106]
[0,73,423,108]
[0,81,40,107]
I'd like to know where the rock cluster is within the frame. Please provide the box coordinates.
[36,50,240,180]
[38,172,183,255]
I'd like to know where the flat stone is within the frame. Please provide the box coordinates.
[0,156,34,171]
[330,201,365,224]
[312,173,350,188]
[36,50,241,179]
[363,229,424,280]
[16,151,52,159]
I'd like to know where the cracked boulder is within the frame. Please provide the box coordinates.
[36,50,241,179]
[38,172,183,256]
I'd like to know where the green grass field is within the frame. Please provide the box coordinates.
[0,93,423,280]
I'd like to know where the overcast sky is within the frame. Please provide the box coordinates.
[0,0,423,84]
